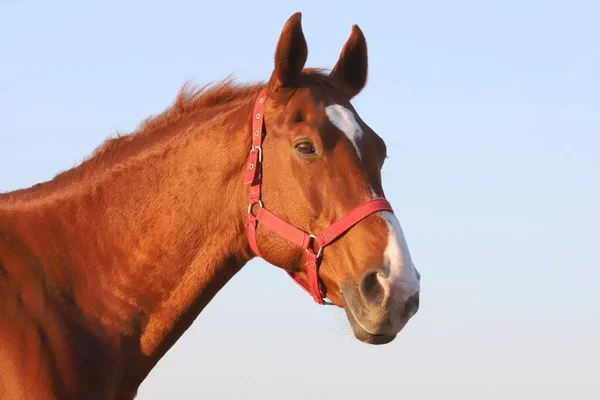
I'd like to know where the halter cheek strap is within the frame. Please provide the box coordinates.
[243,89,394,305]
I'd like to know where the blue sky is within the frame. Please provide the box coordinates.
[1,0,599,398]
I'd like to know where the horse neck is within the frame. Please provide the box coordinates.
[1,95,257,386]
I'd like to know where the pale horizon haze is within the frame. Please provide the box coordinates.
[1,1,599,399]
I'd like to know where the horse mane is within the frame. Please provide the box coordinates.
[90,76,263,162]
[0,77,263,202]
[1,68,343,202]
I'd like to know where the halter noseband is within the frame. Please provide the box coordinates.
[243,89,394,305]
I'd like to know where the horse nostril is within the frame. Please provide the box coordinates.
[359,269,386,307]
[404,292,420,317]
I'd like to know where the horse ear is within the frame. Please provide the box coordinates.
[330,25,368,98]
[267,12,308,92]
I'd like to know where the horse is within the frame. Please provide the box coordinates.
[0,12,421,399]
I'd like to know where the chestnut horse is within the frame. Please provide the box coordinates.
[0,12,421,400]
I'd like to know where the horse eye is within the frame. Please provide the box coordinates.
[295,141,316,156]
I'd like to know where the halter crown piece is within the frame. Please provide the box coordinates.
[243,89,394,305]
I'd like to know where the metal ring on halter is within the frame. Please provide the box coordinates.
[247,200,264,214]
[307,234,324,258]
[251,146,262,162]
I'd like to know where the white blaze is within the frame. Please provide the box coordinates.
[379,211,420,303]
[325,104,364,161]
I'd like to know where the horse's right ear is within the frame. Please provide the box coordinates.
[267,12,308,92]
[330,24,368,99]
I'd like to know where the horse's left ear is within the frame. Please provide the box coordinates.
[330,25,368,98]
[267,12,308,92]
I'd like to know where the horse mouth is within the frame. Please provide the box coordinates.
[341,295,397,345]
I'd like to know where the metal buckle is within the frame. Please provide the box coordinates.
[251,146,262,162]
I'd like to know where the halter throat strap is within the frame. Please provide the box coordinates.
[243,89,394,305]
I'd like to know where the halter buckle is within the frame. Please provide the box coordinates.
[251,146,263,162]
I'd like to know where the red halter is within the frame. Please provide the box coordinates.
[243,89,394,305]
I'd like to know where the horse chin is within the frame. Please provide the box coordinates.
[341,294,397,345]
